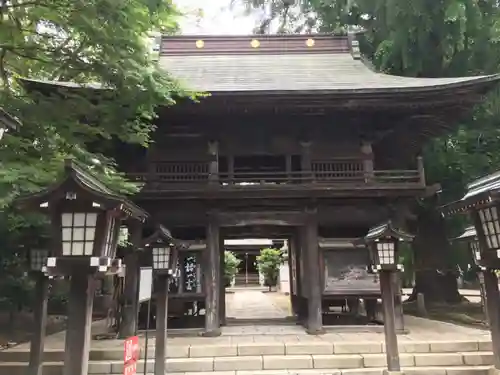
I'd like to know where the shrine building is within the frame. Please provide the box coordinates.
[23,33,500,335]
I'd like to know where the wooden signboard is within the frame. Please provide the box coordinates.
[323,247,380,294]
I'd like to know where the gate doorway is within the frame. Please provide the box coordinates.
[223,238,293,324]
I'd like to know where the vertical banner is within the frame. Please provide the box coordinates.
[124,336,139,375]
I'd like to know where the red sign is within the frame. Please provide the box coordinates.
[124,336,140,375]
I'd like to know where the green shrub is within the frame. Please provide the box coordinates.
[256,248,284,290]
[224,251,241,287]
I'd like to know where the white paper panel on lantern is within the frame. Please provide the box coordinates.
[74,213,86,226]
[62,243,71,256]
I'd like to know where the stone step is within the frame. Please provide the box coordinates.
[0,340,491,362]
[91,369,495,375]
[0,351,494,375]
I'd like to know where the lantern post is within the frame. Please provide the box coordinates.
[15,159,148,375]
[441,171,500,375]
[143,225,179,375]
[454,226,488,322]
[26,248,50,375]
[361,221,413,375]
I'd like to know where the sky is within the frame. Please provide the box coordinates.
[175,0,259,34]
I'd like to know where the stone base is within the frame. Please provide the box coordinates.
[382,370,404,375]
[199,329,221,337]
[306,327,326,335]
[488,367,500,375]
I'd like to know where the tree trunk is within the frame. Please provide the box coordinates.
[408,206,463,304]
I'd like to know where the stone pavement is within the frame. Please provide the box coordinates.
[225,289,291,320]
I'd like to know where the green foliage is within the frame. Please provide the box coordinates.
[0,0,188,312]
[0,0,188,207]
[256,247,283,287]
[224,251,241,285]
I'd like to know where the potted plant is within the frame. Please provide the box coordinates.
[224,251,241,287]
[256,248,284,291]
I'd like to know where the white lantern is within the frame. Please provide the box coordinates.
[376,240,396,266]
[478,206,500,258]
[152,246,172,271]
[61,212,98,256]
[470,238,482,264]
[30,249,50,272]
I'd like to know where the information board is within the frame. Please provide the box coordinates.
[138,267,153,303]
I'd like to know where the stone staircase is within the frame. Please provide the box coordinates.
[0,339,495,375]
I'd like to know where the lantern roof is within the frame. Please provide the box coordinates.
[363,221,414,242]
[15,159,148,222]
[441,170,500,216]
[141,224,174,247]
[454,226,477,241]
[0,107,21,131]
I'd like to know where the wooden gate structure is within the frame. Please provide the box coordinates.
[24,33,500,335]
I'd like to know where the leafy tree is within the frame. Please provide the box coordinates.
[234,0,500,303]
[0,0,187,314]
[256,247,284,290]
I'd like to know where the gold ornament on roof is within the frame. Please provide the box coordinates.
[306,38,315,47]
[250,39,260,48]
[195,40,205,49]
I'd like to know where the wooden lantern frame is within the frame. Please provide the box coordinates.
[142,224,180,277]
[359,221,414,272]
[441,170,500,269]
[15,159,148,276]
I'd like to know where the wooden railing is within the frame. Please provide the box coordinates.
[128,168,424,190]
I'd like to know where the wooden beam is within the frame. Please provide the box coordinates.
[215,211,308,227]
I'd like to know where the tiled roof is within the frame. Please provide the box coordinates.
[158,34,500,93]
[159,52,499,93]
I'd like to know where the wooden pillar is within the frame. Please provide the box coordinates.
[28,274,50,375]
[154,275,169,375]
[361,141,374,182]
[119,222,142,339]
[286,154,293,181]
[288,235,297,315]
[204,216,221,336]
[380,271,401,372]
[417,155,426,186]
[63,273,95,375]
[304,208,323,334]
[228,154,234,184]
[219,231,226,326]
[483,269,500,370]
[300,141,313,182]
[208,141,219,184]
[478,271,489,323]
[392,272,405,332]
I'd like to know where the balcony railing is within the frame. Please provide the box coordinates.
[127,169,424,191]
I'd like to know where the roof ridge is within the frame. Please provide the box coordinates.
[160,34,352,56]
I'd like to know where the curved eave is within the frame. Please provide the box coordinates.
[203,74,500,98]
[0,108,21,131]
[440,194,493,217]
[18,74,500,98]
